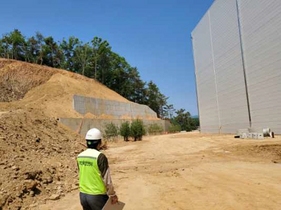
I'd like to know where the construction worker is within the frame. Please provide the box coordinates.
[77,128,118,210]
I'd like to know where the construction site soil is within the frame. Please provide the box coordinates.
[0,58,131,210]
[0,59,281,210]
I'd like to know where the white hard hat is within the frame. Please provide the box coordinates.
[85,128,102,140]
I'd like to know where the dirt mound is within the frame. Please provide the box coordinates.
[0,59,133,209]
[0,59,55,102]
[0,58,129,118]
[0,108,87,209]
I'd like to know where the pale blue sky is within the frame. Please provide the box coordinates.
[0,0,214,115]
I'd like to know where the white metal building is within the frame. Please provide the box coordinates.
[192,0,281,134]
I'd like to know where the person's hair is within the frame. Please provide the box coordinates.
[86,139,101,149]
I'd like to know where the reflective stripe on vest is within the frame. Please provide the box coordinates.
[77,149,107,195]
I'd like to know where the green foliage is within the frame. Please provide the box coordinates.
[170,109,199,132]
[74,42,93,75]
[59,36,80,71]
[168,124,181,133]
[148,123,163,135]
[190,117,200,129]
[145,81,168,118]
[90,37,112,82]
[0,29,26,60]
[119,121,131,141]
[130,119,146,141]
[104,122,119,141]
[43,36,63,68]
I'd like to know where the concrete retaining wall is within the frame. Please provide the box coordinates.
[60,95,169,137]
[73,95,157,119]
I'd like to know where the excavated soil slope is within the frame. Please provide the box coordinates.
[0,58,129,118]
[0,59,131,210]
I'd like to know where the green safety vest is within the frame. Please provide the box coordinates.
[77,149,107,195]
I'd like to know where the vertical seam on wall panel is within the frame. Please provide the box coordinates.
[208,10,222,133]
[191,35,201,131]
[235,0,252,128]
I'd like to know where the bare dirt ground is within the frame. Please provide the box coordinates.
[37,132,281,210]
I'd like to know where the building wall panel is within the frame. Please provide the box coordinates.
[209,0,249,133]
[192,13,220,133]
[238,0,281,133]
[192,0,281,134]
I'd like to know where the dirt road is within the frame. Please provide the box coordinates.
[36,132,281,210]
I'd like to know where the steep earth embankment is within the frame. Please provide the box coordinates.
[0,58,129,118]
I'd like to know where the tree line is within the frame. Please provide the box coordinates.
[0,29,199,131]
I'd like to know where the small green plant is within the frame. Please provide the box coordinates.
[120,121,131,141]
[168,124,181,133]
[148,123,163,135]
[130,119,146,141]
[104,122,119,141]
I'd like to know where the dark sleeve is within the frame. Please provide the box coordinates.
[97,153,109,178]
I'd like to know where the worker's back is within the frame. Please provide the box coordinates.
[77,148,107,195]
